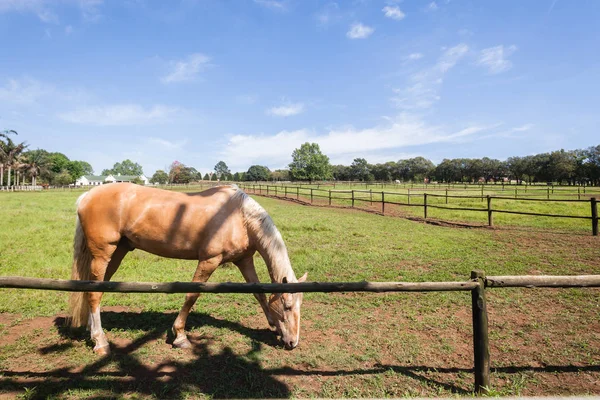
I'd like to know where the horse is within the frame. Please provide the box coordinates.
[68,183,307,355]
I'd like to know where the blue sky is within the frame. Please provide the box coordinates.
[1,0,599,176]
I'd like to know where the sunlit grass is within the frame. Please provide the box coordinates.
[0,189,599,397]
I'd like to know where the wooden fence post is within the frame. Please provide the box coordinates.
[424,193,428,219]
[267,186,269,196]
[407,189,411,205]
[370,189,373,205]
[382,192,385,214]
[471,270,490,394]
[481,185,484,202]
[578,187,581,200]
[446,189,448,204]
[329,190,332,206]
[514,188,517,199]
[275,186,278,197]
[547,187,550,200]
[592,198,598,236]
[351,190,355,208]
[284,186,287,198]
[487,196,493,227]
[310,188,313,204]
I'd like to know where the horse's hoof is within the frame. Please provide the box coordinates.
[94,344,110,356]
[172,336,192,349]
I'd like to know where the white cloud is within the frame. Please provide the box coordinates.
[59,104,181,126]
[0,78,52,105]
[476,45,517,74]
[315,2,341,27]
[267,102,305,117]
[427,2,438,11]
[65,25,73,34]
[406,53,423,61]
[253,0,286,11]
[382,5,405,20]
[147,137,187,150]
[346,22,374,39]
[513,123,534,132]
[0,0,103,23]
[393,43,468,110]
[162,53,210,84]
[222,114,495,170]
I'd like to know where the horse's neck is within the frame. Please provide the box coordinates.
[255,229,295,284]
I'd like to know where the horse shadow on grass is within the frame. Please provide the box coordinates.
[1,311,598,398]
[0,311,289,399]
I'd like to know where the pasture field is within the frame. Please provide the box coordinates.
[0,188,599,398]
[239,182,600,234]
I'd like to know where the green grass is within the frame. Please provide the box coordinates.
[0,189,599,398]
[239,182,599,234]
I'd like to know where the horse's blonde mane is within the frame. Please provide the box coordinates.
[231,187,296,283]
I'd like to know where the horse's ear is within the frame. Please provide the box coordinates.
[282,277,288,284]
[298,272,308,282]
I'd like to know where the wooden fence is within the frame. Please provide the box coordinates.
[239,184,599,236]
[1,272,599,394]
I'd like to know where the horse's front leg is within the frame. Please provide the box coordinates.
[234,255,276,330]
[172,255,222,349]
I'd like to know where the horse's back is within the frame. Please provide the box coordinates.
[77,183,250,259]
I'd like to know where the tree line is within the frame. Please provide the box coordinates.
[201,142,600,186]
[3,130,600,187]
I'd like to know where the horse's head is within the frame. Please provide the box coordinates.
[268,272,308,350]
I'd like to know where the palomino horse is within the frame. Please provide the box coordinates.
[69,183,307,355]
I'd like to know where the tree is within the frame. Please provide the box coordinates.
[0,131,28,187]
[150,170,169,184]
[54,170,73,186]
[21,149,49,187]
[233,172,241,181]
[0,130,18,186]
[76,161,94,175]
[371,162,395,181]
[167,161,184,183]
[350,158,371,181]
[547,149,576,184]
[270,169,290,181]
[584,145,600,185]
[245,165,270,181]
[102,159,143,176]
[288,142,332,181]
[406,157,435,182]
[214,161,231,180]
[203,173,210,181]
[506,156,527,184]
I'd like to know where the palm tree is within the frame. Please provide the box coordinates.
[0,131,27,187]
[0,130,17,186]
[21,150,48,188]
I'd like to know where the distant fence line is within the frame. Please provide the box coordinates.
[238,184,599,236]
[1,272,599,394]
[0,185,42,191]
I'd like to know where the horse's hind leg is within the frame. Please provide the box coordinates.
[234,255,276,329]
[172,255,222,349]
[86,257,112,355]
[87,242,128,355]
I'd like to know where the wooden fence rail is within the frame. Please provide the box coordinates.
[240,184,599,235]
[1,273,600,394]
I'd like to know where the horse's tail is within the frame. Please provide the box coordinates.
[68,192,92,328]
